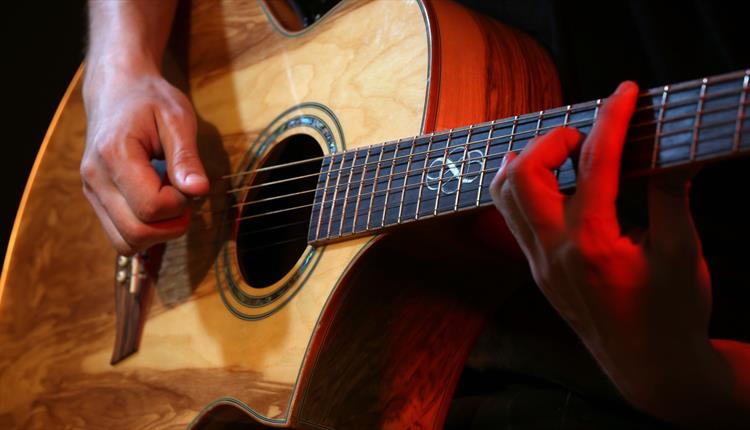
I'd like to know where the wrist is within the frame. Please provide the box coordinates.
[593,335,733,425]
[83,52,161,108]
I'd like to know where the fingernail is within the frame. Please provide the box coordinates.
[184,173,208,187]
[616,80,636,94]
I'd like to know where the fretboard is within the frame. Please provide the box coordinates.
[308,69,750,245]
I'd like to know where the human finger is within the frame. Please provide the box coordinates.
[98,132,190,223]
[82,160,191,253]
[491,151,536,254]
[156,95,210,197]
[504,127,581,236]
[82,180,136,255]
[575,81,639,224]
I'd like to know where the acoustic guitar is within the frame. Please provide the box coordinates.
[1,0,748,428]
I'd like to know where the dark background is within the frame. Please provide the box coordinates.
[2,1,86,267]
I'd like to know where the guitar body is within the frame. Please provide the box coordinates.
[0,1,559,428]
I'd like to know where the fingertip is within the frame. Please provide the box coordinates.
[181,172,210,196]
[560,126,582,142]
[499,150,517,173]
[615,80,638,96]
[492,151,516,191]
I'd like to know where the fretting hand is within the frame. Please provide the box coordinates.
[488,81,744,426]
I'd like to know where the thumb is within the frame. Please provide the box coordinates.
[156,106,210,197]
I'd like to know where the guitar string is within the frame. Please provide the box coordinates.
[156,181,504,272]
[190,98,748,224]
[156,124,747,267]
[213,90,748,200]
[173,115,748,254]
[161,154,545,264]
[215,84,748,184]
[160,145,571,264]
[148,75,750,270]
[189,107,747,220]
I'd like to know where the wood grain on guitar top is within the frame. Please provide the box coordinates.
[0,1,559,428]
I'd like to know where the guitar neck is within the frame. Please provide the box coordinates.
[308,68,750,245]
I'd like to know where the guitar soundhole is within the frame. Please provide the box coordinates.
[236,134,323,288]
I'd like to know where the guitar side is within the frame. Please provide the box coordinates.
[0,1,559,429]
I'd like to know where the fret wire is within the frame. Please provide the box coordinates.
[636,97,748,145]
[307,108,590,192]
[690,78,708,162]
[631,128,745,167]
[336,112,743,228]
[433,129,454,216]
[534,110,544,137]
[225,77,749,184]
[325,153,348,240]
[235,92,747,232]
[255,78,750,232]
[640,68,746,99]
[233,88,745,196]
[734,71,750,152]
[509,115,519,152]
[366,143,386,230]
[337,149,358,237]
[252,162,576,226]
[397,136,417,224]
[454,124,475,212]
[475,120,496,207]
[594,98,602,120]
[314,156,334,241]
[557,105,572,180]
[228,101,750,220]
[351,144,372,234]
[651,86,669,169]
[496,115,518,202]
[381,139,402,228]
[415,132,436,220]
[506,116,519,152]
[632,115,747,146]
[632,101,744,134]
[336,160,578,234]
[257,116,749,230]
[534,111,549,176]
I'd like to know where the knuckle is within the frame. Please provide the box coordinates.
[95,138,120,167]
[489,173,504,198]
[546,250,567,277]
[81,182,96,204]
[112,239,136,257]
[498,183,515,209]
[531,264,555,290]
[172,101,194,123]
[163,99,195,128]
[506,158,530,181]
[132,199,161,222]
[120,223,150,251]
[172,148,201,169]
[161,107,181,126]
[79,159,98,183]
[505,161,532,193]
[569,229,609,262]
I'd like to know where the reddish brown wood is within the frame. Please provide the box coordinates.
[288,2,562,429]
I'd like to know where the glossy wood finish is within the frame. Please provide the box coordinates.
[0,1,560,428]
